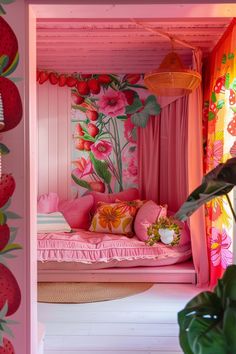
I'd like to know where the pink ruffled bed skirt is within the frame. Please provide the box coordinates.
[38,229,191,266]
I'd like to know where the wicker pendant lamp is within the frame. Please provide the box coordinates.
[144,51,201,97]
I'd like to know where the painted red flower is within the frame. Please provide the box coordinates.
[91,140,112,160]
[98,89,127,117]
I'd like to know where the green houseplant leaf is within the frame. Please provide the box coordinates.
[178,266,236,354]
[175,158,236,221]
[71,174,91,190]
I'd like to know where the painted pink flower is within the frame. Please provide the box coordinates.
[72,157,93,178]
[124,115,136,143]
[210,227,232,269]
[91,140,112,160]
[98,88,127,117]
[207,139,223,168]
[123,157,138,184]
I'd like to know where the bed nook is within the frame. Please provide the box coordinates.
[36,17,236,287]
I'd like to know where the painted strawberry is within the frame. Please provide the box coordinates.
[227,116,236,136]
[98,74,112,85]
[88,79,100,94]
[87,123,99,138]
[0,264,21,316]
[0,338,15,354]
[71,93,84,105]
[86,110,98,121]
[123,74,141,85]
[38,71,49,84]
[84,141,93,151]
[49,72,58,85]
[229,89,236,106]
[123,89,135,105]
[89,181,105,193]
[81,74,92,80]
[209,103,217,113]
[0,77,23,133]
[0,174,15,209]
[0,224,10,251]
[75,123,84,137]
[66,76,77,88]
[0,17,18,75]
[214,76,225,94]
[230,141,236,156]
[77,81,90,96]
[58,74,67,87]
[75,138,85,151]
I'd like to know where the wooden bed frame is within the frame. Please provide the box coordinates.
[38,260,196,284]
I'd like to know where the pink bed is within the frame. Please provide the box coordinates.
[37,229,192,269]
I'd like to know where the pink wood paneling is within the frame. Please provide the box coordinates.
[37,82,71,200]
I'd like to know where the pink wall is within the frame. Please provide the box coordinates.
[1,1,37,353]
[37,82,72,200]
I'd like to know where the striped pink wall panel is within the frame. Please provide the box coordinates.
[37,82,72,200]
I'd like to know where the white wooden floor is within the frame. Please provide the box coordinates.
[38,283,202,354]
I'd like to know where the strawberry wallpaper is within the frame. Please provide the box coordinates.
[0,2,22,352]
[71,74,161,196]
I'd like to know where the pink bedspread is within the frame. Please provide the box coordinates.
[38,230,191,265]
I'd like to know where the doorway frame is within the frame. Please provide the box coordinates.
[25,3,236,353]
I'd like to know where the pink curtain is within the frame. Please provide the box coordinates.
[138,95,189,211]
[187,49,209,286]
[138,54,209,285]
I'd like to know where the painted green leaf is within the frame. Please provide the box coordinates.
[125,97,143,114]
[129,146,136,153]
[0,197,11,211]
[131,95,161,128]
[2,52,19,77]
[217,100,225,110]
[225,73,230,90]
[0,212,6,225]
[127,83,147,90]
[0,4,6,14]
[0,55,9,74]
[0,0,16,3]
[0,143,10,155]
[231,107,236,113]
[0,243,22,254]
[71,174,91,190]
[82,133,95,142]
[116,115,127,120]
[208,111,215,121]
[228,52,235,60]
[222,54,227,64]
[211,92,217,103]
[5,211,21,220]
[230,79,236,91]
[90,153,112,184]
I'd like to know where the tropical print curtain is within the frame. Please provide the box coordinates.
[203,19,236,285]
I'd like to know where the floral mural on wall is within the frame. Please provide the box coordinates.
[0,2,23,352]
[71,74,161,196]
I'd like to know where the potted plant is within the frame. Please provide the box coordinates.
[175,157,236,354]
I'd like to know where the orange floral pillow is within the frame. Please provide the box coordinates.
[89,201,137,236]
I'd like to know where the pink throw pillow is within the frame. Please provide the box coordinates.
[167,210,190,246]
[134,200,167,242]
[89,188,139,214]
[59,195,94,229]
[37,192,59,213]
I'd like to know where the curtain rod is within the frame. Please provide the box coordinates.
[131,19,198,51]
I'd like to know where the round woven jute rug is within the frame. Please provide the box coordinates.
[38,282,153,304]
